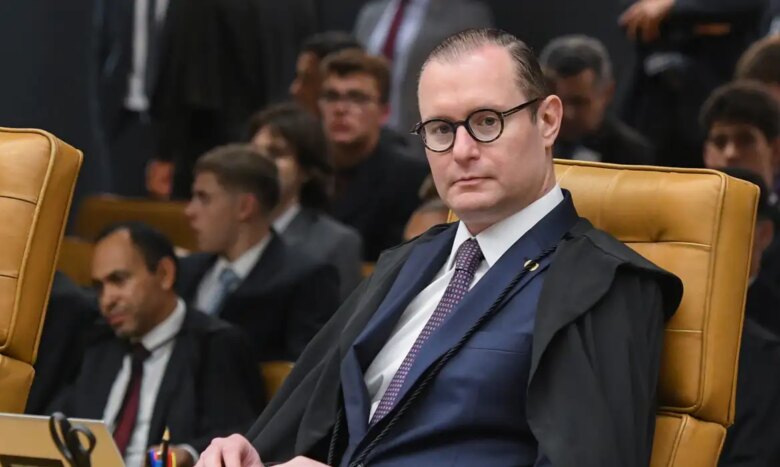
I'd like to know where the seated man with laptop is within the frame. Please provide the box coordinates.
[49,223,265,467]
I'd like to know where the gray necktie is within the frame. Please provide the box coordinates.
[370,238,484,424]
[206,267,240,315]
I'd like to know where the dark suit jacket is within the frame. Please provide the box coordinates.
[284,208,363,301]
[245,195,683,466]
[51,307,265,453]
[555,116,655,166]
[720,276,780,466]
[332,131,429,261]
[151,0,317,198]
[26,273,100,415]
[177,233,341,361]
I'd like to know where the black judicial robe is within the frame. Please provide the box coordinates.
[245,217,683,467]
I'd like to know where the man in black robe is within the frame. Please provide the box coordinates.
[196,28,682,467]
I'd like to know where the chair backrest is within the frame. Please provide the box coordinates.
[553,160,757,467]
[57,236,95,287]
[74,196,197,250]
[0,128,82,413]
[260,361,294,402]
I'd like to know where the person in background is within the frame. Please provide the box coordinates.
[700,81,780,196]
[354,0,493,138]
[718,167,780,467]
[403,176,449,241]
[51,223,264,467]
[179,144,340,361]
[540,34,654,165]
[618,0,766,168]
[289,32,363,117]
[249,102,363,301]
[700,80,780,290]
[735,35,780,102]
[319,49,428,261]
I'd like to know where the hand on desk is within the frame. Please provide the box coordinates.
[195,434,329,467]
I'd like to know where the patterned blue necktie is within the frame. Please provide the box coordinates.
[370,238,484,424]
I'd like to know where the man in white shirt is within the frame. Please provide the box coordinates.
[197,28,682,467]
[51,222,264,467]
[178,144,340,361]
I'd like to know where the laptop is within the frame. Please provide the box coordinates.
[0,413,124,466]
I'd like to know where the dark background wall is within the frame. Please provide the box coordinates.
[0,0,110,220]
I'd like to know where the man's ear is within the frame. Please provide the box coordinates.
[156,256,177,291]
[236,192,261,222]
[539,95,563,150]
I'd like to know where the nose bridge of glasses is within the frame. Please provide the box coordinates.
[453,121,481,151]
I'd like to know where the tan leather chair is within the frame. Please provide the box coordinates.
[261,361,294,402]
[553,160,757,466]
[74,196,197,250]
[57,236,95,287]
[0,128,82,413]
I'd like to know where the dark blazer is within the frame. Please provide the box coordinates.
[51,307,265,453]
[152,0,317,198]
[720,276,780,466]
[26,273,100,415]
[177,233,341,361]
[245,194,683,466]
[332,131,429,261]
[283,208,363,301]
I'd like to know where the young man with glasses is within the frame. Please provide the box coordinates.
[319,49,429,261]
[197,28,682,467]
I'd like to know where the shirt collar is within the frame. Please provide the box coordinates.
[447,185,564,269]
[140,297,186,352]
[214,235,270,281]
[272,203,302,234]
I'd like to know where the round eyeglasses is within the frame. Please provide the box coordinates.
[411,98,541,153]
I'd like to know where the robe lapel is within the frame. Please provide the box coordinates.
[340,226,456,439]
[528,219,622,384]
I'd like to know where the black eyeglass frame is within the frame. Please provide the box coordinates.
[411,97,542,152]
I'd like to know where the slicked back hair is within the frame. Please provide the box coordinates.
[421,28,550,119]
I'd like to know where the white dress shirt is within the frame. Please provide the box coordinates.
[272,203,302,234]
[364,185,564,419]
[125,0,169,111]
[103,298,186,467]
[194,237,270,312]
[365,0,431,128]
